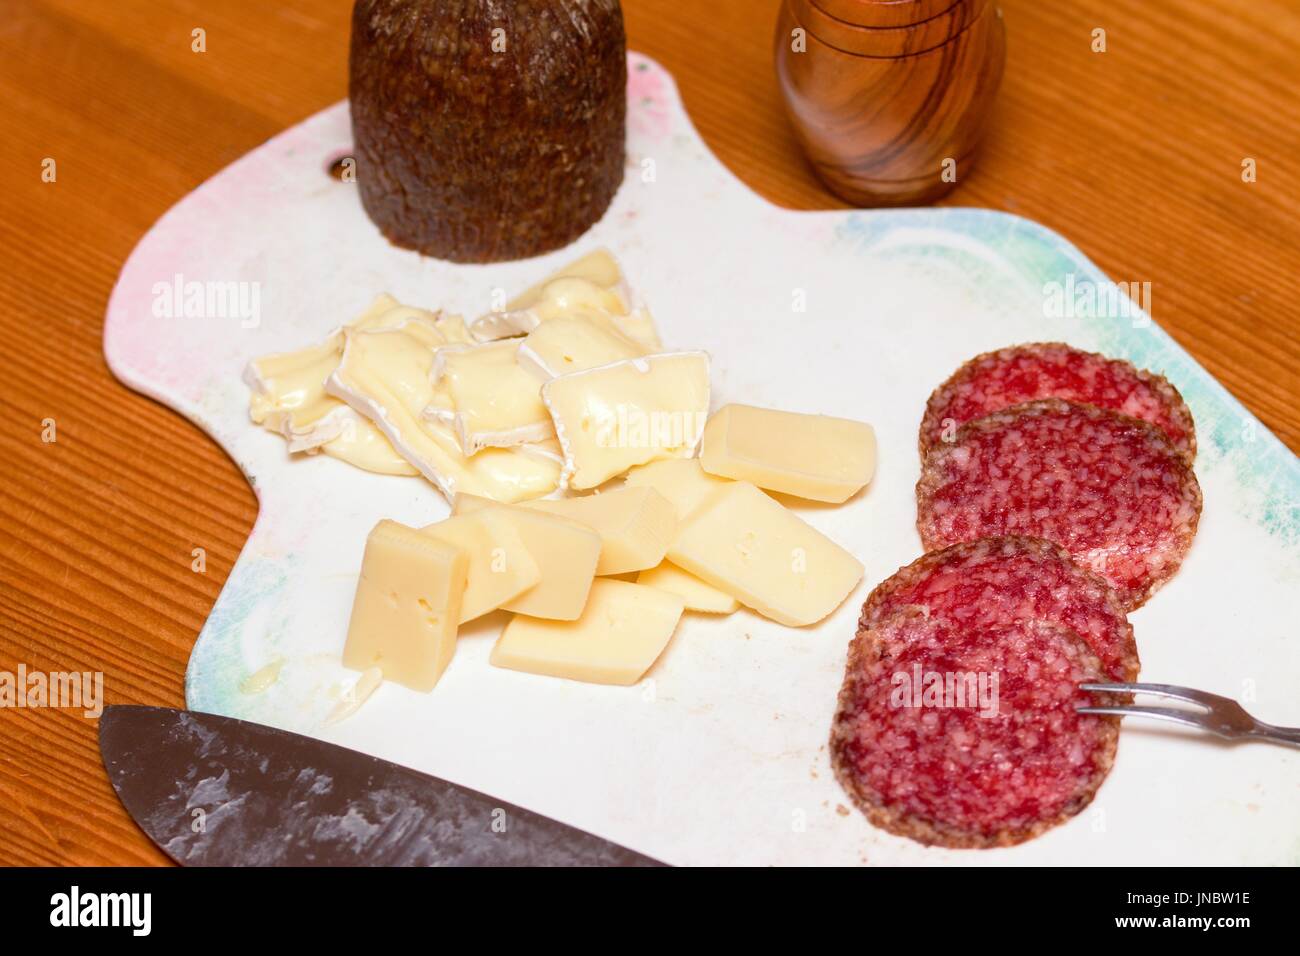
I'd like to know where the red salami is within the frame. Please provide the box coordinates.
[862,535,1138,681]
[830,608,1120,848]
[919,342,1196,461]
[917,401,1202,611]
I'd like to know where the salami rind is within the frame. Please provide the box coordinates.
[919,342,1196,461]
[917,401,1202,611]
[862,536,1138,681]
[830,608,1120,849]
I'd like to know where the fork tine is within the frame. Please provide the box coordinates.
[1076,705,1212,731]
[1079,682,1221,708]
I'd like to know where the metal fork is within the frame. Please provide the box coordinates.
[1078,683,1300,748]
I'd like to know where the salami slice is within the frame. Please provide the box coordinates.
[919,342,1196,461]
[917,401,1202,611]
[862,536,1138,681]
[830,608,1120,848]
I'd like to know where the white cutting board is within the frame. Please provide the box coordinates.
[105,54,1300,866]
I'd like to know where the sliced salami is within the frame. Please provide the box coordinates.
[830,608,1120,849]
[919,342,1196,460]
[917,401,1202,611]
[862,536,1138,681]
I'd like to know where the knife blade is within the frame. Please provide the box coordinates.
[99,705,664,867]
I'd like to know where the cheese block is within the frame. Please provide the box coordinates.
[342,520,468,693]
[421,511,541,624]
[490,579,685,685]
[637,562,739,614]
[521,486,677,575]
[700,403,876,503]
[517,316,644,380]
[542,351,711,490]
[623,458,732,519]
[668,481,864,627]
[433,340,555,454]
[327,325,560,502]
[458,474,677,584]
[452,494,601,620]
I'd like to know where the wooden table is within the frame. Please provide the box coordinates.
[1,0,1296,866]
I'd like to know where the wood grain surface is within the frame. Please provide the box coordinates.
[0,0,1296,866]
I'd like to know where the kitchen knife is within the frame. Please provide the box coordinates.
[99,705,664,867]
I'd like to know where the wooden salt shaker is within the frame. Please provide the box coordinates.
[775,0,1006,206]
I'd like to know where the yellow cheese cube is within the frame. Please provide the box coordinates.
[342,520,468,693]
[521,486,677,575]
[453,494,601,620]
[541,351,710,490]
[422,510,541,624]
[490,580,685,685]
[700,404,876,504]
[668,482,864,627]
[637,562,739,614]
[623,458,732,520]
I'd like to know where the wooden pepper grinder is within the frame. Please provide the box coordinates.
[775,0,1006,206]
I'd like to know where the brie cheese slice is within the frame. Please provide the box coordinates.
[432,340,554,455]
[470,249,660,348]
[516,315,645,380]
[327,325,559,502]
[541,351,711,491]
[245,294,458,472]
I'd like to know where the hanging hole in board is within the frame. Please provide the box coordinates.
[327,152,357,182]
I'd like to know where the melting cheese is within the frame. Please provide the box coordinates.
[517,316,645,380]
[433,340,555,454]
[541,351,711,490]
[470,249,661,348]
[327,324,560,503]
[245,294,462,475]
